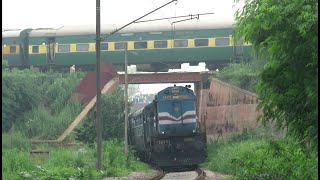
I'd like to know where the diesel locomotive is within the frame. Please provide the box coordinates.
[128,85,207,167]
[2,19,253,72]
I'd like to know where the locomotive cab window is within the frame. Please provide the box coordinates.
[9,46,16,53]
[76,44,89,51]
[195,39,209,47]
[134,41,147,49]
[115,42,127,50]
[215,38,230,46]
[154,41,167,48]
[174,40,188,47]
[58,45,70,52]
[32,46,39,53]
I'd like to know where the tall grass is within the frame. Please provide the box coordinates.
[201,128,318,179]
[2,130,31,150]
[102,139,151,177]
[2,149,34,180]
[2,140,151,179]
[21,103,82,139]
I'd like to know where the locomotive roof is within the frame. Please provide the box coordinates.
[23,18,235,37]
[130,108,144,117]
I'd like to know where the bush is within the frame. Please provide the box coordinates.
[76,88,131,144]
[202,130,318,180]
[2,69,84,135]
[21,104,82,139]
[2,71,43,131]
[216,59,265,93]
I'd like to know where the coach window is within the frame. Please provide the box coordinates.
[9,46,16,53]
[115,42,127,50]
[154,41,167,48]
[195,39,209,47]
[76,44,89,51]
[32,46,39,53]
[101,43,108,50]
[58,45,70,52]
[215,38,230,46]
[134,41,147,49]
[174,40,188,47]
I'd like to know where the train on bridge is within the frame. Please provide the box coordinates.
[128,85,207,167]
[2,19,253,72]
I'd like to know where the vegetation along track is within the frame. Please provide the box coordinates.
[149,168,205,180]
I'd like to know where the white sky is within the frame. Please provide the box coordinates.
[2,0,243,29]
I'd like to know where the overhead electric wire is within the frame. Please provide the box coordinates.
[152,1,173,25]
[101,0,178,41]
[134,12,214,23]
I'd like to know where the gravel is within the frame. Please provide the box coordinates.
[103,170,158,180]
[103,169,231,180]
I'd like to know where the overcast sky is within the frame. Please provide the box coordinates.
[3,0,243,29]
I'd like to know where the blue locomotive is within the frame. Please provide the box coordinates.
[128,85,207,167]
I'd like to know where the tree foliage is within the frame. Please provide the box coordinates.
[76,88,131,144]
[234,0,318,149]
[2,69,84,133]
[216,58,265,93]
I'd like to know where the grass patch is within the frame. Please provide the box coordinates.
[2,130,31,150]
[2,139,151,180]
[201,128,318,179]
[21,103,82,139]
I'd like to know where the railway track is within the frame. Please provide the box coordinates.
[149,168,206,180]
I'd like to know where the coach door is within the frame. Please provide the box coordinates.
[46,37,56,64]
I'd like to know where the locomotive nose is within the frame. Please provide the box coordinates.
[194,141,205,151]
[175,143,183,150]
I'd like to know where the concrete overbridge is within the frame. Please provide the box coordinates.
[118,72,202,84]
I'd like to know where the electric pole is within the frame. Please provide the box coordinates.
[96,0,102,170]
[124,48,129,154]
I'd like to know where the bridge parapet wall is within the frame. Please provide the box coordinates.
[204,78,261,140]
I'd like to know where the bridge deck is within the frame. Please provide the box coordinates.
[119,72,201,84]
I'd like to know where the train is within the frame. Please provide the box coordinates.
[128,85,207,168]
[2,19,253,72]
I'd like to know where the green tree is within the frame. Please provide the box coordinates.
[234,0,318,150]
[216,58,265,93]
[76,88,130,144]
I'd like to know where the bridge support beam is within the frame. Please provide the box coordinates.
[118,72,201,84]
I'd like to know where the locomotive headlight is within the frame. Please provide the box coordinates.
[193,129,196,133]
[161,131,165,134]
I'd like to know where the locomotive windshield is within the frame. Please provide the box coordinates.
[156,86,197,136]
